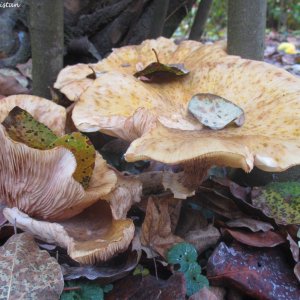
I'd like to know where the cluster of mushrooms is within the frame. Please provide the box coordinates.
[1,37,300,264]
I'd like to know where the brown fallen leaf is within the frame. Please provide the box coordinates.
[0,74,29,96]
[16,59,32,79]
[223,228,286,247]
[184,224,221,254]
[226,217,274,232]
[106,273,186,300]
[0,233,64,299]
[286,233,299,262]
[141,196,183,258]
[61,250,139,282]
[207,242,300,300]
[189,286,226,300]
[103,171,142,219]
[294,262,300,283]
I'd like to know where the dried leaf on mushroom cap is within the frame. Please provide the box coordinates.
[0,124,117,221]
[3,201,134,264]
[0,94,66,136]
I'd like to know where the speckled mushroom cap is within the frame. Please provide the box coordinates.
[4,201,134,264]
[66,38,300,174]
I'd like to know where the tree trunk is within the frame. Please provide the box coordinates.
[29,0,64,99]
[189,0,213,40]
[163,0,196,38]
[148,0,169,38]
[227,0,267,61]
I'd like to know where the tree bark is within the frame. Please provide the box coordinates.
[227,0,267,61]
[148,0,169,38]
[163,0,196,38]
[189,0,213,40]
[29,0,64,98]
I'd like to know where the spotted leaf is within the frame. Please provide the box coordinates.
[2,106,57,149]
[49,132,96,189]
[188,93,245,130]
[251,182,300,225]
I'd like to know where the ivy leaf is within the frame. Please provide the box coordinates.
[60,281,104,300]
[167,242,198,272]
[184,262,209,297]
[2,106,57,149]
[188,93,245,130]
[251,182,300,225]
[49,132,96,189]
[134,49,189,82]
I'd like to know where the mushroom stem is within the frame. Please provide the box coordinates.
[182,158,211,189]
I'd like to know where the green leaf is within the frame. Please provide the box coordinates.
[2,106,57,149]
[133,49,189,82]
[61,281,104,300]
[167,242,198,272]
[188,93,245,130]
[184,262,209,297]
[49,132,96,189]
[251,182,300,225]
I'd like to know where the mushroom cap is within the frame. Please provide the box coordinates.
[0,94,66,136]
[54,38,227,102]
[54,64,95,101]
[70,38,300,172]
[0,124,117,220]
[3,201,134,264]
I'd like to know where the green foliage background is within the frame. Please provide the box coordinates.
[174,0,300,39]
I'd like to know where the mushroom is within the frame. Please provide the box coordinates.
[3,201,134,264]
[64,38,299,189]
[0,95,136,262]
[0,124,117,220]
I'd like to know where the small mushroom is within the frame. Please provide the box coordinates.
[4,201,134,264]
[66,38,299,189]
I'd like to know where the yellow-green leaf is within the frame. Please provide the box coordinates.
[2,106,57,149]
[49,132,96,189]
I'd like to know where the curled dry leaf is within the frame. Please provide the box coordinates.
[62,250,139,281]
[133,48,189,82]
[223,228,286,248]
[226,217,274,232]
[106,273,186,300]
[141,196,183,258]
[184,224,221,254]
[0,74,29,96]
[189,286,226,300]
[4,201,134,264]
[103,171,142,219]
[0,233,63,299]
[188,93,245,130]
[207,242,300,300]
[286,233,299,262]
[62,37,300,176]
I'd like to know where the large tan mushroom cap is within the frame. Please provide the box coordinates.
[70,38,300,172]
[54,38,227,102]
[0,95,66,136]
[4,201,134,264]
[0,125,117,220]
